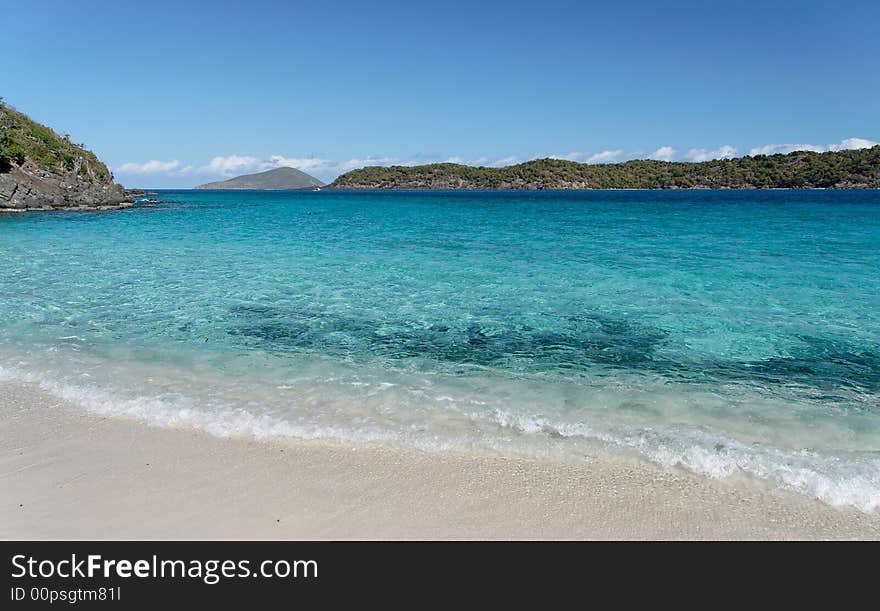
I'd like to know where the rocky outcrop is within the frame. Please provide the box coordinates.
[1,100,131,211]
[0,162,130,211]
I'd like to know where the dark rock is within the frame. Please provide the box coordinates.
[0,162,131,210]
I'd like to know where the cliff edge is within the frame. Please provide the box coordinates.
[0,100,129,211]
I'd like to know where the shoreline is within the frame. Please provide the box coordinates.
[2,380,878,539]
[0,201,134,212]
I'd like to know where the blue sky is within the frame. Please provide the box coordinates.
[3,0,878,187]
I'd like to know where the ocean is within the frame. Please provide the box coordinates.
[2,189,878,510]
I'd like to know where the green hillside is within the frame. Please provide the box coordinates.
[0,99,113,183]
[332,146,880,190]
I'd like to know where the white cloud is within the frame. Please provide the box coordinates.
[116,153,564,179]
[649,146,676,161]
[750,137,878,156]
[201,154,405,177]
[748,143,823,156]
[547,152,586,162]
[429,153,535,167]
[586,150,624,164]
[685,145,737,162]
[337,156,399,170]
[202,154,265,175]
[268,155,334,173]
[831,137,878,151]
[487,155,522,167]
[116,159,181,174]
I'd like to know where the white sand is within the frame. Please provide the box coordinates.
[2,380,878,539]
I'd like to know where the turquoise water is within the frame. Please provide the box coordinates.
[2,189,879,510]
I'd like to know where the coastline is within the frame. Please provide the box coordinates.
[2,380,878,540]
[0,201,134,212]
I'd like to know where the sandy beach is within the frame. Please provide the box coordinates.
[2,380,878,540]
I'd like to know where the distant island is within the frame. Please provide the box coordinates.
[4,97,879,207]
[196,167,325,190]
[0,100,129,210]
[330,146,880,190]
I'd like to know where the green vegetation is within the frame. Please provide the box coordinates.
[0,100,113,182]
[332,147,880,190]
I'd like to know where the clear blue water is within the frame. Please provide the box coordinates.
[2,189,879,509]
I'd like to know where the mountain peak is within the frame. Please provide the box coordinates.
[196,166,325,190]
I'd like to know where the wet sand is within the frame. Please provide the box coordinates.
[2,380,878,539]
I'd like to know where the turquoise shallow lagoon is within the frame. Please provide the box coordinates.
[2,189,879,510]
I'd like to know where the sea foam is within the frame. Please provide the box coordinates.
[3,363,878,512]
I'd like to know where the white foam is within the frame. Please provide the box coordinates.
[0,364,399,445]
[486,409,880,512]
[3,364,879,512]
